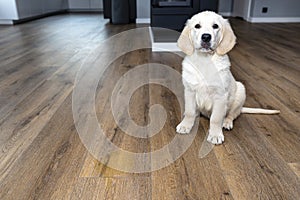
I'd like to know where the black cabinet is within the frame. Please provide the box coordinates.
[103,0,136,24]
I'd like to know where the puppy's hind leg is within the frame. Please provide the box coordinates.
[176,88,197,134]
[223,82,246,130]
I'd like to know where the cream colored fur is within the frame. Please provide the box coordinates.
[176,11,279,145]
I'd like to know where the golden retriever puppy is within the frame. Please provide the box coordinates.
[176,11,279,144]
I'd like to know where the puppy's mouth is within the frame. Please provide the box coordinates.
[198,42,214,52]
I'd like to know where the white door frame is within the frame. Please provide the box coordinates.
[245,0,252,21]
[232,0,252,21]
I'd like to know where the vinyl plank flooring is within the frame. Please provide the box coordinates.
[230,51,300,163]
[80,49,152,178]
[0,94,77,199]
[214,116,300,199]
[288,163,300,177]
[71,177,151,200]
[0,14,299,200]
[0,57,79,185]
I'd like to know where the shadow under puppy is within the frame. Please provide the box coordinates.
[176,11,280,145]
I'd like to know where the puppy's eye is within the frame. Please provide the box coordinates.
[194,24,201,29]
[212,24,219,29]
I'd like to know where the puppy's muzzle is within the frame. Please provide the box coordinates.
[201,33,212,50]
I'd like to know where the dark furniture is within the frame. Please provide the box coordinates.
[151,0,219,30]
[103,0,136,24]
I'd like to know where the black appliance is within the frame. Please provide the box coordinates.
[151,0,219,30]
[103,0,136,24]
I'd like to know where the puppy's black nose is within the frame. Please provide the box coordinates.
[201,34,211,43]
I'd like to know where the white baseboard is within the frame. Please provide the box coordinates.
[149,27,181,52]
[68,9,103,12]
[218,12,232,17]
[248,17,300,23]
[0,19,14,25]
[151,42,181,52]
[136,18,150,24]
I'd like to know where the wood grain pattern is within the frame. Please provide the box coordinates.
[289,163,300,177]
[0,14,299,200]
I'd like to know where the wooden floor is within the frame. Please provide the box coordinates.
[0,13,300,200]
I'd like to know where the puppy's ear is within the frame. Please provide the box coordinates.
[216,20,236,55]
[177,22,194,55]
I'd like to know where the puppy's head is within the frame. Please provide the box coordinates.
[177,11,236,56]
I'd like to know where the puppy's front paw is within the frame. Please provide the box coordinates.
[207,130,224,145]
[176,119,194,134]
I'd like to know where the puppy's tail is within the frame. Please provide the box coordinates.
[241,107,280,114]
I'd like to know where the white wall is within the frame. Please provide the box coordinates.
[16,0,68,19]
[68,0,103,10]
[0,0,18,21]
[218,0,233,16]
[246,0,300,22]
[232,0,251,20]
[136,0,150,23]
[0,0,69,24]
[137,0,150,18]
[251,0,300,18]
